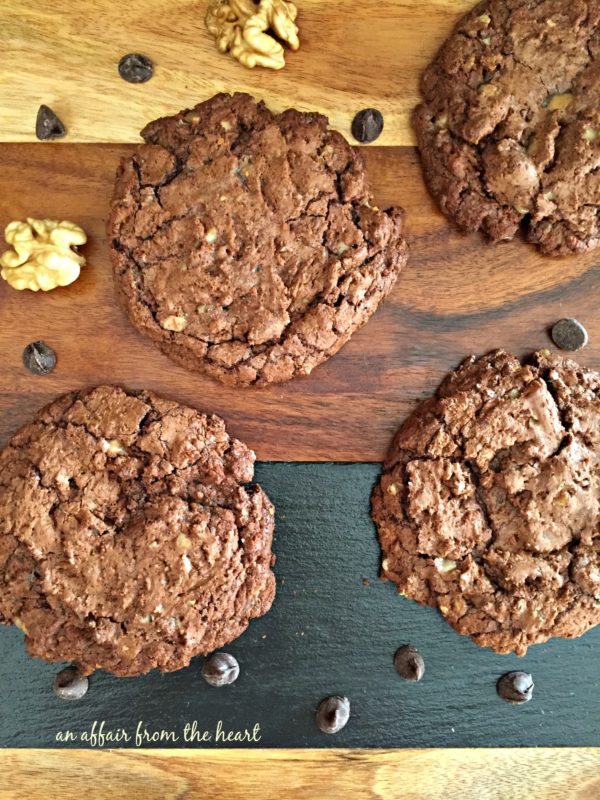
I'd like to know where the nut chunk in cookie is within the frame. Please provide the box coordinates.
[0,386,276,677]
[413,0,600,255]
[372,350,600,655]
[108,92,407,386]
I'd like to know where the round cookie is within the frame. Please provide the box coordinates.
[0,386,275,676]
[413,0,600,255]
[108,92,407,385]
[372,350,600,655]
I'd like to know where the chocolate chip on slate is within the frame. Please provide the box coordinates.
[315,695,351,734]
[551,318,588,351]
[394,644,425,681]
[35,105,66,141]
[22,341,57,375]
[497,671,534,704]
[118,53,154,83]
[201,652,240,687]
[53,666,89,701]
[351,108,384,143]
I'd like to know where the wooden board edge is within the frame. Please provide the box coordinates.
[1,747,599,799]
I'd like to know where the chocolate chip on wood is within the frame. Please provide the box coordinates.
[551,318,588,352]
[118,53,154,83]
[22,341,57,375]
[351,108,384,143]
[35,105,66,141]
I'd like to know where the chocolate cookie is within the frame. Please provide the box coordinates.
[372,350,600,655]
[108,92,407,385]
[0,386,275,676]
[413,0,600,255]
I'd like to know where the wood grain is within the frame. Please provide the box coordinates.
[0,143,598,461]
[0,0,472,145]
[1,748,600,799]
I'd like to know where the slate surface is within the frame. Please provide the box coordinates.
[0,463,598,749]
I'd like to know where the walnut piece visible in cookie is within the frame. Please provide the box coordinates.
[206,0,299,70]
[0,218,87,291]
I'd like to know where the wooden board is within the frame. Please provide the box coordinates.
[2,2,600,789]
[2,747,600,800]
[0,0,474,146]
[1,463,599,750]
[1,144,599,461]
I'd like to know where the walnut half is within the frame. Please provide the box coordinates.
[206,0,300,70]
[0,218,87,291]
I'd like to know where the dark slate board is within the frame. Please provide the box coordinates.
[1,463,598,748]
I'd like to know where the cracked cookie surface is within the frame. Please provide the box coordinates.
[372,350,600,655]
[108,92,407,385]
[413,0,600,255]
[0,385,276,676]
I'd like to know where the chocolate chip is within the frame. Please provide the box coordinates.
[53,665,89,701]
[35,105,66,141]
[497,671,534,704]
[22,341,57,375]
[551,318,588,351]
[201,652,239,687]
[351,108,384,143]
[315,695,350,734]
[394,644,425,681]
[118,53,154,83]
